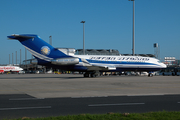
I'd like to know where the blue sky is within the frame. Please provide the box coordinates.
[0,0,180,64]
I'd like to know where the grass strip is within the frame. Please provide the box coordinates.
[5,111,180,120]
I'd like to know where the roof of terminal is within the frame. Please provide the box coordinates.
[76,49,155,57]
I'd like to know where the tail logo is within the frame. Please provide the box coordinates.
[41,46,50,55]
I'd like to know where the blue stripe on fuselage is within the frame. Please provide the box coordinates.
[86,59,159,66]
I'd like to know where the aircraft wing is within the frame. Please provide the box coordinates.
[81,58,116,71]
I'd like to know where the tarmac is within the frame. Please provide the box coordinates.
[0,74,180,98]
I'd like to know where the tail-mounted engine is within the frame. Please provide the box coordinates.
[51,57,79,65]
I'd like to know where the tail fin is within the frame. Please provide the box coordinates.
[7,34,70,62]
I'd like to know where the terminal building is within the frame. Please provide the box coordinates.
[76,49,120,55]
[76,49,155,57]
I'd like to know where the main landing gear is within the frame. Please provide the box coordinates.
[148,73,153,77]
[84,71,99,78]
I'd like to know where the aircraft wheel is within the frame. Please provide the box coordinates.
[84,73,90,77]
[90,73,97,77]
[148,73,153,77]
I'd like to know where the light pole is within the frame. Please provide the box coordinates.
[12,53,13,65]
[9,54,10,64]
[129,0,135,56]
[20,49,21,65]
[16,51,17,65]
[81,21,85,55]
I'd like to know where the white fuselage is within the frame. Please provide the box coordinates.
[73,55,166,71]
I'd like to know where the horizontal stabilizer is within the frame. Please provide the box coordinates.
[7,34,35,41]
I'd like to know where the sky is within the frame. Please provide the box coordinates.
[0,0,180,64]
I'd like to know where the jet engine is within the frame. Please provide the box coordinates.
[31,59,38,64]
[51,57,79,65]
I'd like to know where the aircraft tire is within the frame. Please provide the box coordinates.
[148,73,153,77]
[84,73,90,77]
[90,73,97,77]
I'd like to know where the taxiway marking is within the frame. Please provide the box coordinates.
[0,106,51,111]
[88,103,145,107]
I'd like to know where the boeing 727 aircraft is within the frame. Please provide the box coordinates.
[7,34,166,77]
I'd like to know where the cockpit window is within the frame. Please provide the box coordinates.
[157,61,161,63]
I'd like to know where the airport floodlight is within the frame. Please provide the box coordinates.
[81,21,85,55]
[81,21,85,23]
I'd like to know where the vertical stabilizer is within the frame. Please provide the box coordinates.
[7,34,70,62]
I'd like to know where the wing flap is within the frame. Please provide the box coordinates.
[80,58,116,71]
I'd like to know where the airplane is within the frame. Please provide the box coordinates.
[7,34,167,77]
[0,65,23,74]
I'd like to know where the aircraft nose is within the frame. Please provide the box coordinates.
[162,63,167,68]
